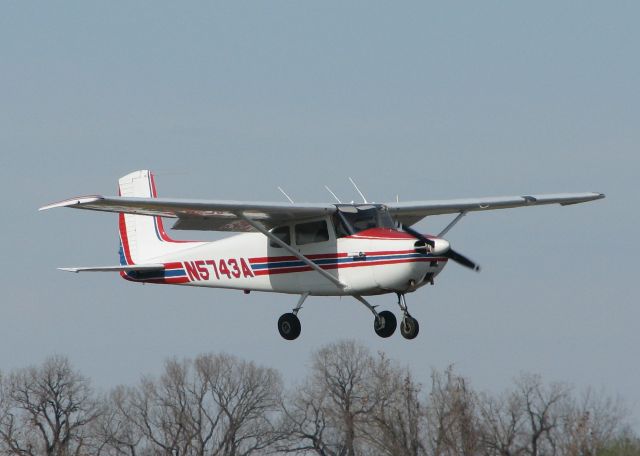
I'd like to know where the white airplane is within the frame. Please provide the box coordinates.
[40,170,604,340]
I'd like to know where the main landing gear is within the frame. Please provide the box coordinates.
[277,292,419,340]
[277,293,308,340]
[353,295,397,338]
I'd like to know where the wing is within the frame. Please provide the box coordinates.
[387,192,605,226]
[40,196,336,232]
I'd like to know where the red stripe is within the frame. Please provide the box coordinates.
[250,250,422,265]
[149,172,195,244]
[346,228,417,240]
[363,249,417,256]
[346,228,439,241]
[254,266,312,276]
[253,257,447,276]
[119,212,134,265]
[250,252,350,264]
[117,185,135,266]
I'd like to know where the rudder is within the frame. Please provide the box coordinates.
[118,170,193,264]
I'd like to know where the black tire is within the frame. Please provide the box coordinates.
[374,310,397,338]
[278,313,301,340]
[400,315,419,340]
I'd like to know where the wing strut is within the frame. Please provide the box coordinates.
[437,211,467,237]
[240,215,347,290]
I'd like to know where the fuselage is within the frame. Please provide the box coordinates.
[121,227,448,296]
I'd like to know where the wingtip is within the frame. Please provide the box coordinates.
[39,196,103,211]
[58,267,80,273]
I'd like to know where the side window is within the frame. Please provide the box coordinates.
[295,220,329,246]
[269,226,291,248]
[333,213,352,239]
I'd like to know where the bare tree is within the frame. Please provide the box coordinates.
[0,355,101,456]
[514,374,568,456]
[278,340,379,455]
[89,386,143,456]
[558,387,627,456]
[107,353,282,456]
[0,342,636,456]
[477,375,630,456]
[425,366,480,456]
[277,378,335,455]
[278,341,427,456]
[363,354,427,456]
[477,390,527,456]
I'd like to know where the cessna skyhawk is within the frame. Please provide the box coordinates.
[40,170,604,340]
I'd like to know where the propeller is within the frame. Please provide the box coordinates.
[402,224,481,272]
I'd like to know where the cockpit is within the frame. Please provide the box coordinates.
[268,204,398,248]
[333,204,396,238]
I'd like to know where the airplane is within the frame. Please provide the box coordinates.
[40,170,604,340]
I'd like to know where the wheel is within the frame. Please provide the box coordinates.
[278,313,301,340]
[374,310,397,338]
[400,315,419,340]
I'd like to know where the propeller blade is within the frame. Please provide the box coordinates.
[401,224,435,247]
[446,249,481,272]
[401,224,480,272]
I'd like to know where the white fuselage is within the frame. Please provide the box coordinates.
[122,228,448,296]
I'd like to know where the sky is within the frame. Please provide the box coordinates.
[1,0,638,426]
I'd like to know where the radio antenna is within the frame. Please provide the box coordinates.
[277,187,295,204]
[348,177,368,203]
[324,185,342,203]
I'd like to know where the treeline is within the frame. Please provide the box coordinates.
[0,341,637,456]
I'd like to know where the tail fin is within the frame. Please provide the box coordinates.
[118,170,194,265]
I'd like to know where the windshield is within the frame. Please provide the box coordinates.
[334,205,396,237]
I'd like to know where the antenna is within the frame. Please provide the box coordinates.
[324,185,342,203]
[348,177,368,204]
[277,187,295,204]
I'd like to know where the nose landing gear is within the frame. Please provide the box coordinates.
[397,293,420,340]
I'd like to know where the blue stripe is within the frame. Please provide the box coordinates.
[153,217,163,241]
[118,241,128,266]
[163,269,186,277]
[251,253,432,270]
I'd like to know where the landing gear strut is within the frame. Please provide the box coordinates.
[397,293,419,340]
[278,293,308,340]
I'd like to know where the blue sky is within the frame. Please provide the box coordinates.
[1,1,638,425]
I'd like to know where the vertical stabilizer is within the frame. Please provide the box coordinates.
[118,170,195,264]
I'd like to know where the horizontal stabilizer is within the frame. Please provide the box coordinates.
[59,264,165,273]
